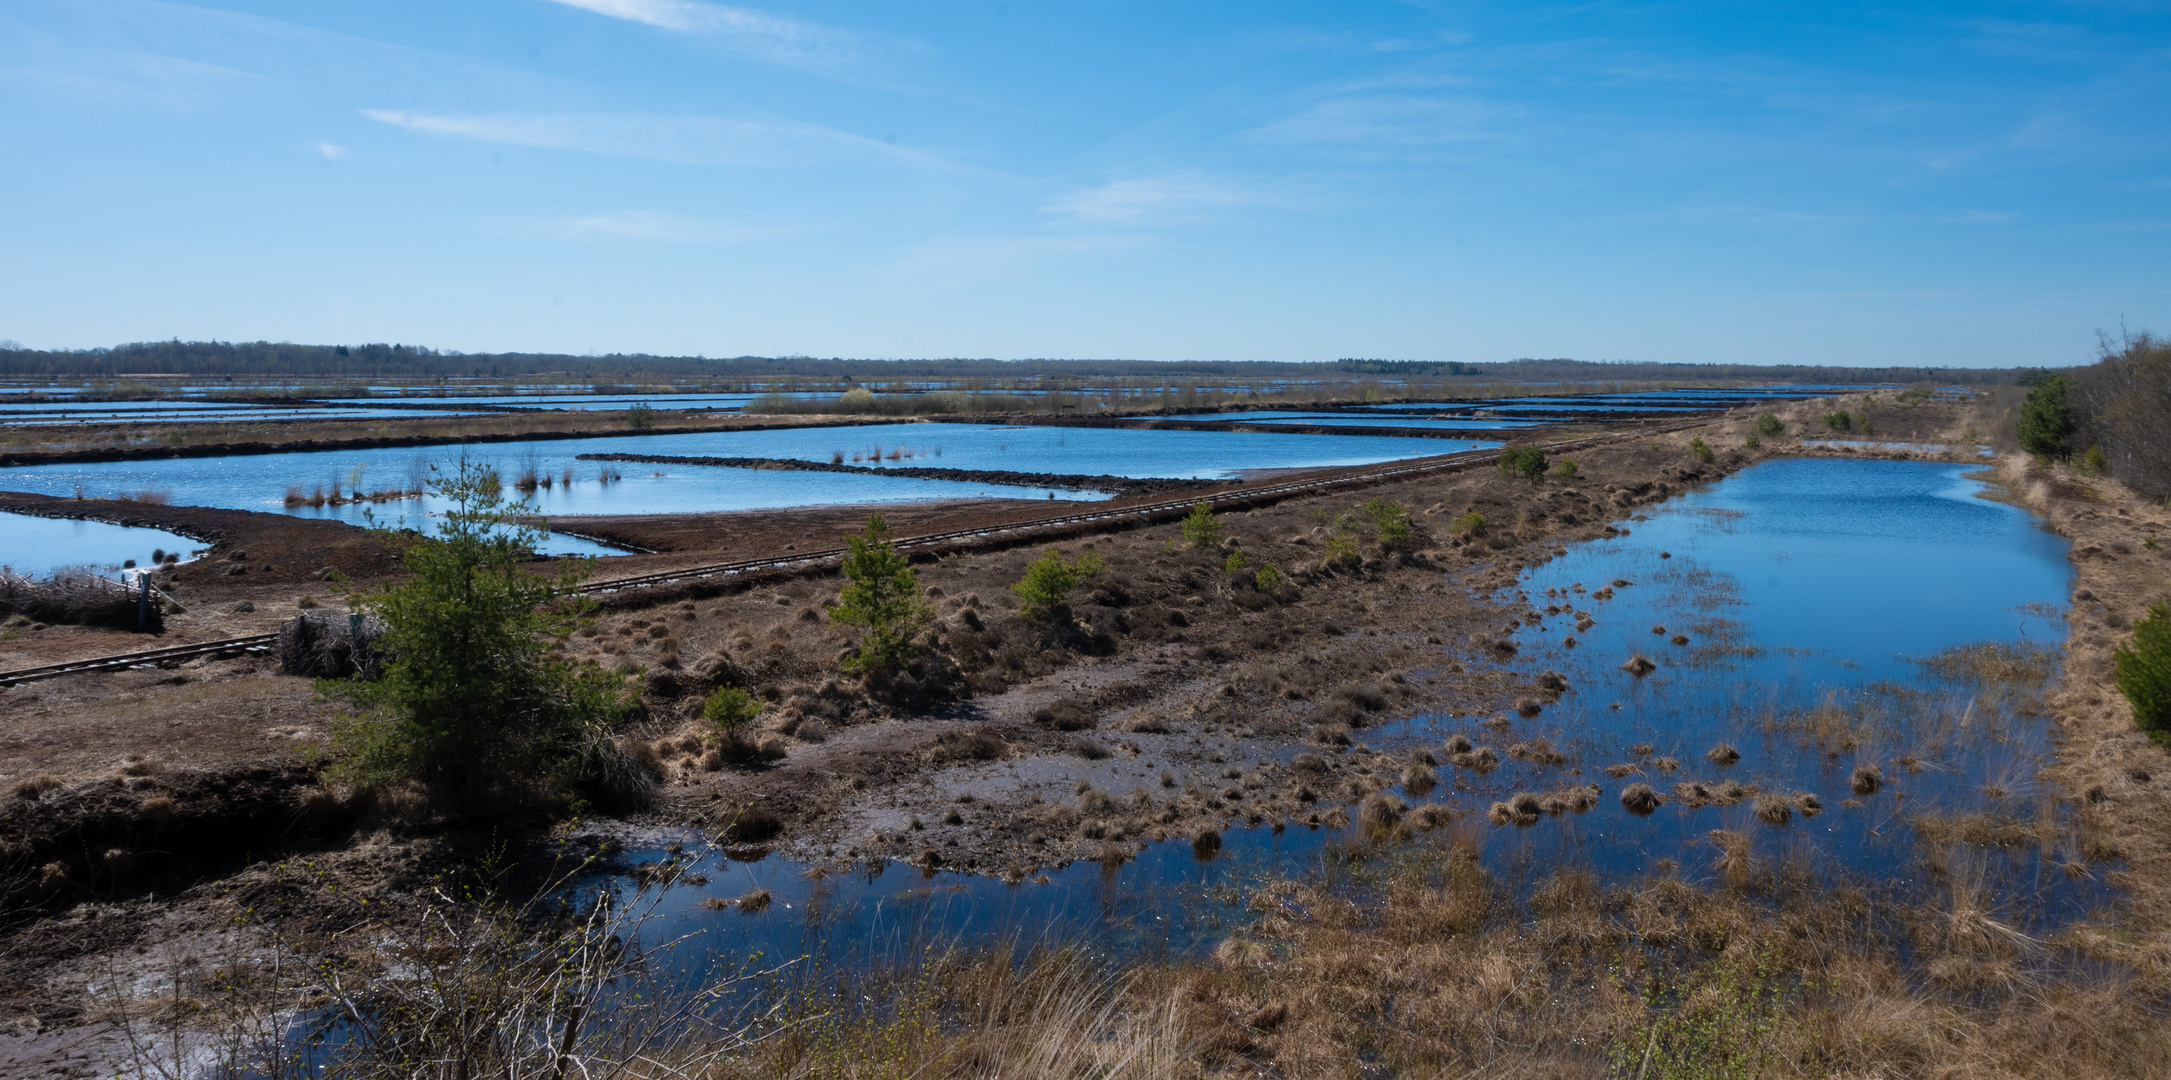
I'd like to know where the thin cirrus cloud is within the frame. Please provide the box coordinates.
[1251,92,1501,147]
[500,210,783,243]
[535,0,864,67]
[360,108,949,170]
[1045,174,1265,226]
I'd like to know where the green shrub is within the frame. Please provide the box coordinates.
[830,514,931,675]
[2115,602,2171,737]
[1756,413,1784,437]
[1824,410,1853,432]
[1689,436,1715,464]
[2080,445,2108,476]
[1012,547,1105,620]
[325,459,633,804]
[1551,459,1579,479]
[1181,501,1225,549]
[1361,498,1417,553]
[2017,373,2075,458]
[1744,432,1762,450]
[1253,564,1285,593]
[624,402,655,429]
[703,686,762,732]
[837,387,878,412]
[1324,534,1361,568]
[1451,511,1486,536]
[1224,548,1250,572]
[1498,446,1548,483]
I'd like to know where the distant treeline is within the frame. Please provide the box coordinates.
[0,338,2032,385]
[1353,357,2036,385]
[2017,333,2171,499]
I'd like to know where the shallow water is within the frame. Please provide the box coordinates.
[0,511,206,578]
[1370,457,2101,930]
[0,424,1471,556]
[1169,411,1532,431]
[585,457,2101,977]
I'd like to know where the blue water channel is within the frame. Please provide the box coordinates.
[577,458,2100,980]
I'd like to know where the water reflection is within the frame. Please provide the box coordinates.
[592,458,2100,978]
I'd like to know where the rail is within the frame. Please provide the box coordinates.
[574,420,1696,595]
[0,419,1702,686]
[0,633,278,687]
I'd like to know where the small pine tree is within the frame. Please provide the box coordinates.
[703,686,762,732]
[1324,534,1361,568]
[326,459,633,804]
[1181,501,1225,549]
[1756,413,1784,438]
[2017,373,2075,459]
[1361,498,1417,553]
[1012,547,1104,621]
[1253,564,1285,593]
[2080,445,2108,476]
[1690,436,1716,463]
[2115,602,2171,737]
[1551,459,1579,479]
[830,514,931,675]
[625,402,656,429]
[1498,447,1548,483]
[1745,432,1762,450]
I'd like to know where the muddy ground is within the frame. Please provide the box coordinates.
[7,389,2162,1076]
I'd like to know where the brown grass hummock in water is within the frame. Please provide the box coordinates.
[1400,760,1438,796]
[1852,763,1884,795]
[1753,794,1794,826]
[1620,782,1661,815]
[1192,828,1223,860]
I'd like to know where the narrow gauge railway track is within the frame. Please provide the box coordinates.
[0,633,277,687]
[0,421,1699,687]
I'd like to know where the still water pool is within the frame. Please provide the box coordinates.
[0,511,205,578]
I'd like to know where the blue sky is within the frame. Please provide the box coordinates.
[1,1,2166,366]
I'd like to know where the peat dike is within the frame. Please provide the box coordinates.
[575,452,1229,497]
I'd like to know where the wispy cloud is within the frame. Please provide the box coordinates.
[1674,205,1858,232]
[535,0,865,67]
[361,109,952,170]
[498,210,782,242]
[1045,173,1264,225]
[316,142,349,160]
[1251,89,1500,147]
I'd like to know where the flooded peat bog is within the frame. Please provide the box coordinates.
[0,424,1473,557]
[576,457,2107,995]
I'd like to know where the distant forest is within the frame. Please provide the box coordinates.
[0,339,2030,386]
